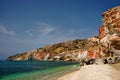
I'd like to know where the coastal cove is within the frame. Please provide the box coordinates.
[0,61,79,80]
[0,0,120,80]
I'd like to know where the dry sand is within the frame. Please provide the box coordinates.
[58,63,120,80]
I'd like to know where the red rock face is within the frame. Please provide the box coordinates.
[34,52,46,60]
[99,25,105,39]
[87,51,94,59]
[87,50,99,59]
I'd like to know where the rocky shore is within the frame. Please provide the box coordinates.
[5,5,120,80]
[58,5,120,80]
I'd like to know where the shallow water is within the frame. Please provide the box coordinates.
[0,61,79,80]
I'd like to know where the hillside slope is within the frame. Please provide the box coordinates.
[7,37,99,61]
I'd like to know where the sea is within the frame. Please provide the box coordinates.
[0,61,79,80]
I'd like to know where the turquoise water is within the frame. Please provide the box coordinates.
[0,61,79,80]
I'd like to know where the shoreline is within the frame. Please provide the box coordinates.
[58,63,120,80]
[0,64,79,80]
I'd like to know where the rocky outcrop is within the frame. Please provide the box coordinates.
[102,6,120,34]
[7,38,99,61]
[99,6,120,63]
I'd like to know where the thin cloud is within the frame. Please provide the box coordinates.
[25,22,56,36]
[37,22,56,36]
[25,30,33,36]
[0,26,16,36]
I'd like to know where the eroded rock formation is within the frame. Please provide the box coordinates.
[99,6,120,63]
[7,38,99,61]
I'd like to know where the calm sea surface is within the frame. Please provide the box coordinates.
[0,61,79,80]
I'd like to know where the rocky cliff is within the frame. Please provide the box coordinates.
[8,6,120,62]
[99,6,120,63]
[7,37,99,61]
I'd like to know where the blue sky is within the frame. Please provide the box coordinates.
[0,0,120,60]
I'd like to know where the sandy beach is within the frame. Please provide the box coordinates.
[58,63,120,80]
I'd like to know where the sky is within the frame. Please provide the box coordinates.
[0,0,120,60]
